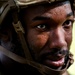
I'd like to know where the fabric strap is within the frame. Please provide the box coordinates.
[12,9,33,61]
[0,45,71,75]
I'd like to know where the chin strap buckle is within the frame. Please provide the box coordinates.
[13,21,25,33]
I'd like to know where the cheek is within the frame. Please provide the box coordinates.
[66,31,72,48]
[35,34,48,48]
[27,32,48,50]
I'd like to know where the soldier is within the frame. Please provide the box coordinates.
[0,0,75,75]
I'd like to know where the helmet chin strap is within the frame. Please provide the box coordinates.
[12,9,33,61]
[0,0,33,61]
[0,45,74,75]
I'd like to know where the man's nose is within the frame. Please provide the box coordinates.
[49,27,67,49]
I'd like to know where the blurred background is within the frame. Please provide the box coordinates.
[68,22,75,75]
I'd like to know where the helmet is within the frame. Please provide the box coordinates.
[0,0,74,75]
[0,0,75,25]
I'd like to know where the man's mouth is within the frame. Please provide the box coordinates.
[39,54,66,69]
[43,57,65,68]
[39,49,69,69]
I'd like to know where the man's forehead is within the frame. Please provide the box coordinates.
[23,3,73,25]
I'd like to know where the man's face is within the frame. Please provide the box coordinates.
[23,1,74,69]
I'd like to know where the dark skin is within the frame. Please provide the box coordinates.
[21,1,74,69]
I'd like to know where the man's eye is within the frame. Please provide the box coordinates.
[36,24,46,29]
[63,20,73,29]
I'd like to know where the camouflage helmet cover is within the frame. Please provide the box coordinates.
[14,0,68,6]
[14,0,75,7]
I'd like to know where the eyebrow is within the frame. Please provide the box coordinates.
[66,12,73,17]
[33,12,73,21]
[33,16,51,21]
